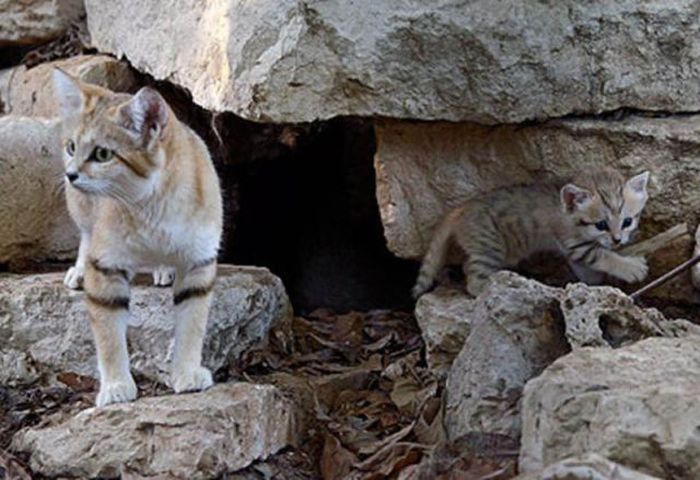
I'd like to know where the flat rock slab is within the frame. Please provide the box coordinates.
[520,337,700,479]
[0,265,292,386]
[86,1,700,123]
[12,382,301,479]
[0,0,84,46]
[0,116,79,267]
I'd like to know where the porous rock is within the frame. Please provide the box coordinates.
[12,382,301,479]
[0,116,78,267]
[444,272,569,441]
[86,1,700,123]
[561,283,700,349]
[520,337,700,479]
[0,265,292,386]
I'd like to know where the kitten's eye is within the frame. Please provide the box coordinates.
[91,147,114,163]
[66,140,75,157]
[595,220,609,231]
[622,217,633,229]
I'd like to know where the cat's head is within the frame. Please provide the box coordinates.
[52,69,170,201]
[560,169,650,249]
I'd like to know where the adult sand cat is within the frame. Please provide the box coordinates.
[53,70,223,406]
[413,169,650,298]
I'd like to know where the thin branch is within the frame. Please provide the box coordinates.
[631,252,700,301]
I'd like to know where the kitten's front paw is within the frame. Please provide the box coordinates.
[618,256,648,283]
[64,266,84,290]
[152,267,175,287]
[171,365,213,393]
[96,375,137,407]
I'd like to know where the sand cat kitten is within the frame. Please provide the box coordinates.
[413,169,650,298]
[53,70,223,406]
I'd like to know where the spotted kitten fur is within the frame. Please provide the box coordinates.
[413,169,650,298]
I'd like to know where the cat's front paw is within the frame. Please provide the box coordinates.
[64,266,84,290]
[96,375,137,407]
[152,267,175,287]
[171,365,213,393]
[618,256,648,283]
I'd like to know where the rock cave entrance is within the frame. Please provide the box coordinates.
[222,119,417,314]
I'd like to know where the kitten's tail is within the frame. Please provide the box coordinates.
[412,210,457,299]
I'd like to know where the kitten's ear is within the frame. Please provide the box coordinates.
[52,68,84,117]
[561,184,593,212]
[119,87,168,147]
[625,171,650,199]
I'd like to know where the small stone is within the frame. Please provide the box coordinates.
[413,286,475,376]
[514,454,662,480]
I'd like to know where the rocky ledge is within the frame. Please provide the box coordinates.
[0,265,292,386]
[12,382,302,479]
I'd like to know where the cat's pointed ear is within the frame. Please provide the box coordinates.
[119,87,168,147]
[624,171,650,200]
[561,184,593,212]
[52,68,84,117]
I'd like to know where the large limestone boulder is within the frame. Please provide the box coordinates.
[12,382,301,479]
[0,0,84,46]
[519,337,700,479]
[444,273,569,441]
[0,55,137,117]
[0,266,292,386]
[86,1,700,124]
[0,116,78,267]
[375,117,700,260]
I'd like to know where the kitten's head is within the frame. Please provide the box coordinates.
[560,169,650,249]
[52,69,170,200]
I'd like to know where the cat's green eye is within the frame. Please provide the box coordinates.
[66,140,75,157]
[595,220,609,231]
[91,147,114,163]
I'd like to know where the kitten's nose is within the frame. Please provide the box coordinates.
[612,236,622,245]
[66,172,78,183]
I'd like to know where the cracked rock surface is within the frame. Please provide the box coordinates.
[12,383,301,479]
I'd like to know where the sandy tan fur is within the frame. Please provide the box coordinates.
[413,169,650,298]
[54,70,223,406]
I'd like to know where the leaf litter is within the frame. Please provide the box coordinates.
[237,309,518,479]
[1,309,517,479]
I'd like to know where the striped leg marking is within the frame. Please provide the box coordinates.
[170,259,217,393]
[84,258,136,406]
